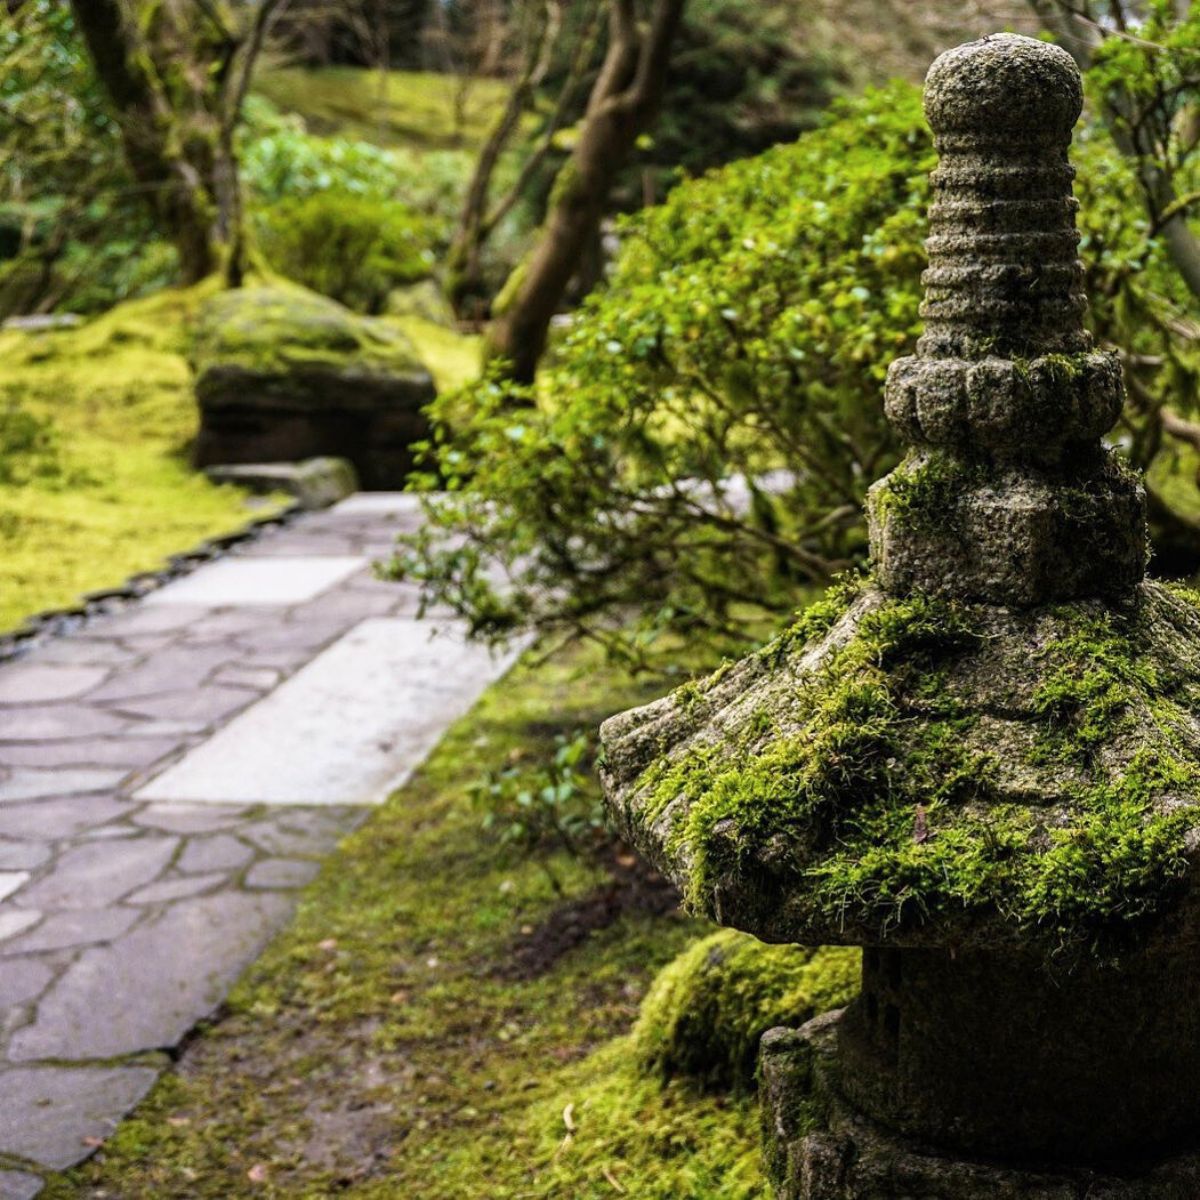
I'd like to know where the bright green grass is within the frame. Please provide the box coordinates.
[255,66,518,151]
[42,643,765,1199]
[0,283,480,635]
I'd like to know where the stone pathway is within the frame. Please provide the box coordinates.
[0,494,518,1198]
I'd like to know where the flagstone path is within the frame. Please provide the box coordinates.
[0,494,519,1199]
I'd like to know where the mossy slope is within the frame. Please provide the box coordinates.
[601,580,1200,958]
[634,930,858,1091]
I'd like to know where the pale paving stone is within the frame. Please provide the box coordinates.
[0,959,53,1009]
[0,909,40,941]
[0,874,29,903]
[0,769,127,804]
[0,1168,43,1200]
[30,638,131,666]
[137,618,521,806]
[239,810,358,857]
[143,556,364,607]
[131,803,248,834]
[244,858,320,890]
[176,834,253,873]
[0,1066,158,1168]
[0,666,109,706]
[8,891,291,1060]
[0,908,140,955]
[0,738,178,771]
[15,838,176,911]
[0,798,132,840]
[333,492,421,516]
[124,872,226,904]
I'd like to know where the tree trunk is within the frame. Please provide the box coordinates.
[69,0,219,283]
[485,0,687,384]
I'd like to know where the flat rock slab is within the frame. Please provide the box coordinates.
[0,666,109,705]
[0,1065,157,1168]
[0,1168,42,1199]
[136,618,519,806]
[332,492,422,516]
[143,556,364,607]
[7,891,291,1061]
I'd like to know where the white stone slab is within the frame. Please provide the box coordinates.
[0,873,30,903]
[333,492,423,515]
[136,618,521,806]
[143,556,364,607]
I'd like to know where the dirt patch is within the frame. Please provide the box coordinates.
[497,851,681,981]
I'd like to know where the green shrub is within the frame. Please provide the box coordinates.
[633,931,859,1091]
[256,192,434,313]
[397,79,1199,668]
[469,731,606,891]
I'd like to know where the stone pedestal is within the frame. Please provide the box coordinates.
[761,1013,1200,1200]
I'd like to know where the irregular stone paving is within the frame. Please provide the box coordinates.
[0,494,519,1196]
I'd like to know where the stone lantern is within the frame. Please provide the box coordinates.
[599,34,1200,1197]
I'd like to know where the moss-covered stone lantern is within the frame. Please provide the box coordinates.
[599,33,1200,1197]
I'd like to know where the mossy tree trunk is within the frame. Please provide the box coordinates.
[485,0,687,384]
[68,0,284,287]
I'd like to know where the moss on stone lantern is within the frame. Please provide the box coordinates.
[599,33,1200,1197]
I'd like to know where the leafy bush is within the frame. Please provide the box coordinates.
[255,192,435,313]
[469,731,606,889]
[396,78,1200,668]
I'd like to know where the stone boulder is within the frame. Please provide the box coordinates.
[191,286,435,489]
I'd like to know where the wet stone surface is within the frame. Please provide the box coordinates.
[0,494,520,1195]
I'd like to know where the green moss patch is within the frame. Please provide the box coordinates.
[633,931,858,1091]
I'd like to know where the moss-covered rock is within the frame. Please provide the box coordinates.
[601,579,1200,960]
[633,930,859,1091]
[191,285,435,488]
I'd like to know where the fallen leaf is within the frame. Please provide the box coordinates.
[248,1164,269,1184]
[913,804,929,844]
[562,1102,576,1133]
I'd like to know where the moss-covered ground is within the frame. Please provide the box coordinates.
[0,283,274,633]
[43,642,770,1199]
[0,281,480,636]
[255,67,518,152]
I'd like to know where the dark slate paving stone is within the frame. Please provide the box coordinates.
[0,738,179,771]
[7,891,291,1060]
[0,958,53,1008]
[0,1168,43,1199]
[100,686,254,727]
[14,838,177,911]
[244,858,320,890]
[0,770,128,805]
[124,872,226,905]
[176,835,254,874]
[83,644,239,704]
[0,798,133,841]
[0,707,131,742]
[0,842,50,871]
[0,1066,158,1168]
[80,605,210,638]
[0,666,109,706]
[130,804,249,834]
[0,908,141,956]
